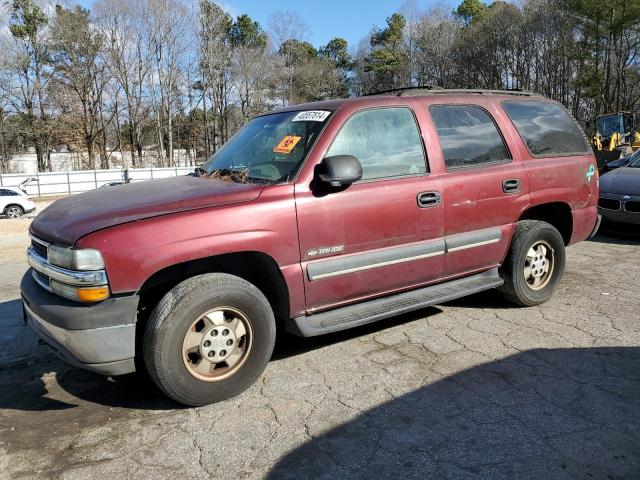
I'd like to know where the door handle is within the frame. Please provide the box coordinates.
[502,179,521,194]
[417,191,441,208]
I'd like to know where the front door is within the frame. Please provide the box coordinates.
[295,107,445,312]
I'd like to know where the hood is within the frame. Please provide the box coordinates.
[599,167,640,196]
[30,176,263,245]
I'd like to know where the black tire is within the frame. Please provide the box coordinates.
[143,273,276,406]
[500,220,566,307]
[4,205,24,219]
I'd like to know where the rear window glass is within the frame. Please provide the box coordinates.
[430,105,511,169]
[502,100,590,156]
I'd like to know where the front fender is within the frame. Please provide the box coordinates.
[76,185,301,295]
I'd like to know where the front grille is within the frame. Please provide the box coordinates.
[598,198,621,210]
[30,239,48,258]
[624,201,640,213]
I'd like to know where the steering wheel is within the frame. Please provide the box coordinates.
[249,163,282,180]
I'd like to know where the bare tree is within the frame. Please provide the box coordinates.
[5,0,53,171]
[144,0,193,166]
[49,5,110,169]
[95,0,152,166]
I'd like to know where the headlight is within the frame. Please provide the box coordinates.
[47,245,104,271]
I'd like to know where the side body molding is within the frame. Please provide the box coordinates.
[306,227,503,281]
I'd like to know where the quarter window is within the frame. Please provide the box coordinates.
[502,100,590,156]
[326,107,426,181]
[430,105,511,169]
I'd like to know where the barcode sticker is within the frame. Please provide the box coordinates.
[292,111,331,122]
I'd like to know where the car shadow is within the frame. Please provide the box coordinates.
[589,230,640,245]
[0,297,443,411]
[441,287,517,310]
[0,298,179,412]
[267,346,640,479]
[272,306,443,360]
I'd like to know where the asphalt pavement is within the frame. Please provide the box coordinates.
[0,232,639,479]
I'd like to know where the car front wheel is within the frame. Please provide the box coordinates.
[143,273,276,406]
[500,220,566,307]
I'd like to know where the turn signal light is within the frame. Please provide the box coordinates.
[76,287,110,303]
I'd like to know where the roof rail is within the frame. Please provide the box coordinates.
[366,86,540,98]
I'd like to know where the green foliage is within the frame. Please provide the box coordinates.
[366,13,409,89]
[199,0,233,39]
[7,0,47,40]
[50,5,103,64]
[279,39,318,66]
[229,14,268,49]
[454,0,488,26]
[320,38,351,69]
[320,38,352,97]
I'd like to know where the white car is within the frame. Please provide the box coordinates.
[0,186,36,218]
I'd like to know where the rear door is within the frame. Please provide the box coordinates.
[295,106,445,312]
[428,102,531,278]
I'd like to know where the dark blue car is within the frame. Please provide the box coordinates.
[598,152,640,228]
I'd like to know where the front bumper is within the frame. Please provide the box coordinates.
[21,270,139,376]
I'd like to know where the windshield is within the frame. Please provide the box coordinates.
[200,110,332,183]
[596,114,625,137]
[629,150,640,168]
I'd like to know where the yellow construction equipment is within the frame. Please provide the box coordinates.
[592,111,640,169]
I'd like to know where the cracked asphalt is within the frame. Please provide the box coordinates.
[0,226,639,479]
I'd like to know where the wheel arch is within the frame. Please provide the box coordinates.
[136,251,290,326]
[518,202,573,245]
[3,203,24,214]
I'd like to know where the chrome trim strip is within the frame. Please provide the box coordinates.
[307,239,446,281]
[447,237,501,252]
[310,250,445,280]
[445,227,502,252]
[307,227,504,281]
[29,234,50,248]
[27,247,108,286]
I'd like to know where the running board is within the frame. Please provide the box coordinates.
[285,269,503,337]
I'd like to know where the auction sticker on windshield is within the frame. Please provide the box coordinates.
[292,111,331,122]
[274,135,302,154]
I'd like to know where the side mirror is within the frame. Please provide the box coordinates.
[317,155,363,187]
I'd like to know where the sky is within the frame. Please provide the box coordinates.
[75,0,457,49]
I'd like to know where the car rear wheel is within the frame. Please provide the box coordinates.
[143,273,276,406]
[500,220,566,307]
[4,205,24,219]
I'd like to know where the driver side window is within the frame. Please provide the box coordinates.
[326,107,427,181]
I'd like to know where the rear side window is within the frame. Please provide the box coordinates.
[430,105,511,169]
[0,189,17,196]
[326,107,427,181]
[502,100,590,156]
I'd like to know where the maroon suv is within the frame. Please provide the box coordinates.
[22,89,600,406]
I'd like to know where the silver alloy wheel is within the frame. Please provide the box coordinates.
[524,240,554,290]
[182,307,253,382]
[6,206,23,219]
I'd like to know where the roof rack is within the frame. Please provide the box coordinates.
[366,86,540,97]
